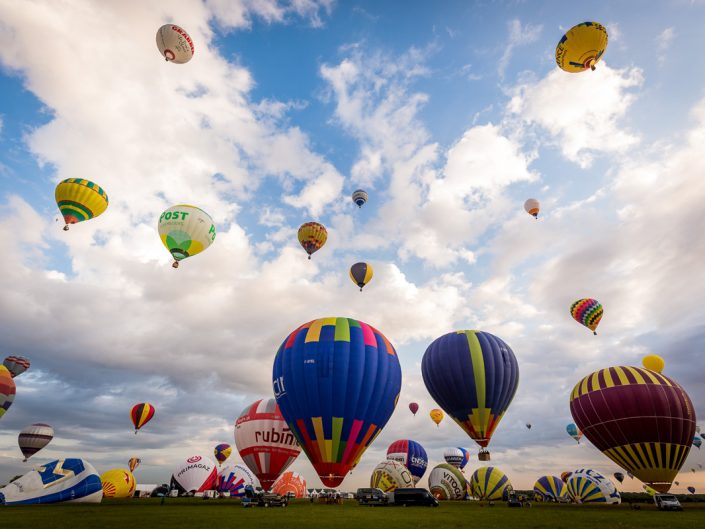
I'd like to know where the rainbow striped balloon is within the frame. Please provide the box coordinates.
[570,298,603,334]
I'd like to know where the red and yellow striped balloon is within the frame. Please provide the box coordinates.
[297,222,327,259]
[130,403,155,433]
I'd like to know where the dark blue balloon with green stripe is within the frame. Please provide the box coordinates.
[421,330,519,459]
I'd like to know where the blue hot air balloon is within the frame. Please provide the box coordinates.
[386,439,428,484]
[272,317,402,488]
[694,436,702,449]
[421,330,519,461]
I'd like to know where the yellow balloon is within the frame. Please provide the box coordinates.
[430,408,444,427]
[555,22,608,73]
[642,354,665,373]
[100,469,136,498]
[55,178,109,231]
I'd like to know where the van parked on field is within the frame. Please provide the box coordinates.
[388,488,439,507]
[356,488,388,506]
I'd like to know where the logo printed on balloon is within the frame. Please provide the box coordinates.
[187,456,202,464]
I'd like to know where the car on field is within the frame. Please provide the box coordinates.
[388,488,439,507]
[241,485,288,508]
[356,488,388,506]
[653,493,682,511]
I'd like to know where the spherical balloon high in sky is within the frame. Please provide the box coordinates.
[349,262,373,291]
[570,298,603,334]
[422,330,519,460]
[297,222,327,259]
[214,443,232,466]
[18,423,54,461]
[408,402,419,416]
[570,366,696,492]
[566,423,582,443]
[429,408,444,427]
[156,24,194,63]
[524,198,540,218]
[272,317,402,487]
[54,178,108,231]
[352,189,368,208]
[130,403,155,433]
[158,205,216,268]
[555,22,608,73]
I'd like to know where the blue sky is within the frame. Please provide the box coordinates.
[0,0,704,494]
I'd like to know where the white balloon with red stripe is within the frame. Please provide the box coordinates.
[156,24,194,64]
[170,455,217,495]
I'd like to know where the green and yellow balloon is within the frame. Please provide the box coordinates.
[158,205,216,268]
[55,178,109,231]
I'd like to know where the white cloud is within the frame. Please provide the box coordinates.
[497,19,543,79]
[507,64,643,167]
[656,26,676,65]
[206,0,334,29]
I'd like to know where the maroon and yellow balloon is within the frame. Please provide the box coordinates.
[570,366,696,492]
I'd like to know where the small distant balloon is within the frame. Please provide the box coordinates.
[128,457,141,473]
[555,22,608,73]
[55,178,108,231]
[156,24,194,63]
[349,262,373,291]
[3,356,30,378]
[352,189,368,208]
[566,423,582,443]
[526,423,532,430]
[214,443,233,466]
[158,205,216,268]
[297,222,327,260]
[675,481,679,486]
[642,354,665,373]
[130,403,155,433]
[688,486,696,494]
[429,409,444,427]
[694,436,702,449]
[570,298,603,334]
[408,402,419,416]
[613,472,624,484]
[18,423,54,461]
[524,198,540,218]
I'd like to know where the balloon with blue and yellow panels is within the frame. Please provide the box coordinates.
[55,178,109,231]
[470,467,512,501]
[555,22,608,73]
[158,205,216,268]
[533,475,568,501]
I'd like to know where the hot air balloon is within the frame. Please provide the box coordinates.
[675,481,679,486]
[691,468,696,473]
[128,457,141,473]
[158,205,216,268]
[349,262,373,291]
[430,409,444,427]
[570,298,603,334]
[100,469,136,498]
[524,199,540,219]
[272,471,307,498]
[688,486,696,494]
[408,402,419,416]
[555,22,608,73]
[428,464,466,500]
[566,469,620,504]
[3,356,30,378]
[18,423,54,461]
[566,423,582,443]
[0,365,16,421]
[217,464,258,497]
[693,436,702,449]
[370,460,415,492]
[272,317,402,488]
[560,471,572,483]
[643,484,657,496]
[170,455,217,495]
[613,472,624,484]
[156,24,194,63]
[235,398,301,491]
[0,458,102,505]
[297,222,327,259]
[642,354,665,373]
[386,440,428,484]
[526,423,532,429]
[422,330,519,461]
[470,467,512,501]
[352,189,368,208]
[55,178,109,231]
[533,476,568,501]
[443,447,469,470]
[214,443,232,466]
[570,365,696,492]
[130,403,155,433]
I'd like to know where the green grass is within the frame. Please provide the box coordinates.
[2,498,704,529]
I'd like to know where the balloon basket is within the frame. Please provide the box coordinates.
[478,450,490,461]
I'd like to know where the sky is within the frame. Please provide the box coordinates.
[0,0,704,494]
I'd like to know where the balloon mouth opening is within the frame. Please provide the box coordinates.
[164,50,175,61]
[172,261,179,269]
[585,58,596,71]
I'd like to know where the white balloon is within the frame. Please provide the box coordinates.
[428,464,466,500]
[369,460,414,492]
[566,469,620,504]
[217,464,259,497]
[156,24,194,64]
[171,455,217,494]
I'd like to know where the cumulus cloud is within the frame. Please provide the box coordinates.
[497,19,543,79]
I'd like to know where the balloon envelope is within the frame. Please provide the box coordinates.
[128,457,141,473]
[54,178,109,230]
[170,455,217,495]
[566,469,620,504]
[555,22,608,72]
[349,262,373,291]
[524,198,540,218]
[693,436,702,449]
[272,317,402,488]
[570,365,696,492]
[272,471,307,498]
[566,423,582,443]
[570,298,603,334]
[352,189,368,208]
[560,471,572,483]
[217,464,259,496]
[613,472,624,484]
[130,403,155,432]
[428,464,466,500]
[0,458,102,505]
[18,423,54,461]
[370,460,415,492]
[422,330,519,456]
[158,205,216,267]
[297,222,327,259]
[688,486,696,494]
[430,408,444,426]
[0,365,16,421]
[214,443,232,465]
[408,402,419,416]
[443,447,469,470]
[386,440,428,484]
[156,24,194,63]
[100,469,136,498]
[3,356,30,378]
[642,354,665,373]
[533,476,568,501]
[234,398,301,491]
[470,467,512,501]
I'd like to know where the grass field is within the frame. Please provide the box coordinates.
[2,499,705,529]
